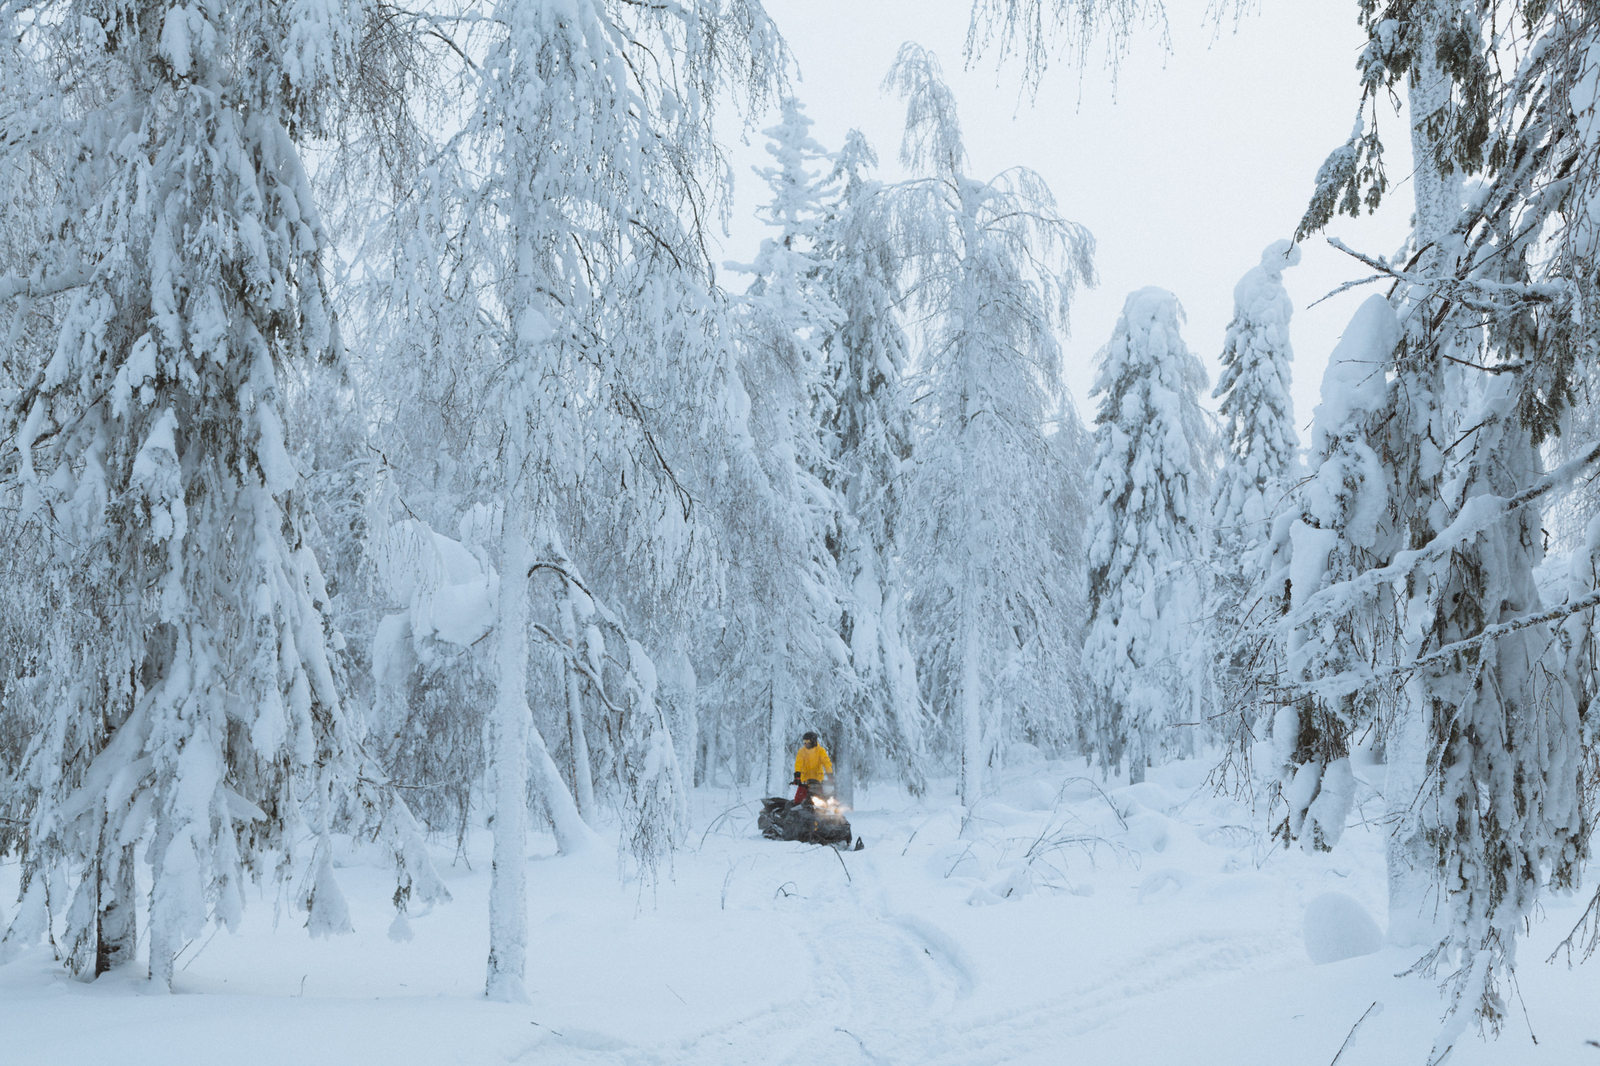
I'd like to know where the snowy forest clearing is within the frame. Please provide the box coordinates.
[9,0,1600,1061]
[6,754,1598,1066]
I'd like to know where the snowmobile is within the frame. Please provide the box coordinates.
[758,779,861,848]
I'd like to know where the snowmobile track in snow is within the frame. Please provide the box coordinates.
[506,843,1292,1066]
[890,932,1289,1066]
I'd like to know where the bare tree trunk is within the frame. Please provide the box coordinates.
[768,640,791,792]
[959,622,983,807]
[564,664,595,821]
[833,733,854,808]
[486,521,531,1003]
[662,649,698,805]
[95,842,138,976]
[526,723,595,855]
[558,597,595,823]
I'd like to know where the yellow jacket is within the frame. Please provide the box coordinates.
[794,743,833,782]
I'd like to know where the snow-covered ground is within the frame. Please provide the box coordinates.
[5,750,1598,1066]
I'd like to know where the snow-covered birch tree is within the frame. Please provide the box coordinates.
[343,0,783,1000]
[888,43,1094,808]
[1083,288,1211,785]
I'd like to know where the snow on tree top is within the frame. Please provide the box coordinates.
[1309,295,1397,456]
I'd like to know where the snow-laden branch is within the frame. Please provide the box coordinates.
[1284,434,1600,634]
[0,267,89,303]
[528,621,626,718]
[1306,272,1388,309]
[1279,586,1600,702]
[1548,883,1600,967]
[1327,237,1571,315]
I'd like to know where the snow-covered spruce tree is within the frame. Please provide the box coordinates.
[1548,0,1600,969]
[1210,241,1301,585]
[0,0,446,985]
[726,96,850,793]
[1558,505,1600,969]
[1039,394,1097,746]
[813,129,925,798]
[1207,239,1302,745]
[1260,295,1402,854]
[1284,0,1594,1039]
[1382,3,1575,1032]
[887,43,1094,808]
[1084,288,1212,785]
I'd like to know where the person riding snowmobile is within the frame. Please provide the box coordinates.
[757,730,858,847]
[792,731,833,804]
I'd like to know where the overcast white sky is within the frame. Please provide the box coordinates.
[717,0,1417,441]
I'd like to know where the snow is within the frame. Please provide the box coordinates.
[8,755,1597,1065]
[4,0,1597,1058]
[375,519,499,650]
[1309,294,1397,455]
[1302,891,1383,965]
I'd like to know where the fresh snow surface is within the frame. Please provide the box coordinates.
[5,751,1599,1065]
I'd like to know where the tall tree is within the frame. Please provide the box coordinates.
[1207,239,1302,746]
[0,0,445,986]
[726,96,850,793]
[1260,295,1401,854]
[348,0,783,999]
[1285,0,1595,1041]
[1084,288,1212,785]
[888,43,1094,807]
[1210,240,1301,562]
[815,129,925,797]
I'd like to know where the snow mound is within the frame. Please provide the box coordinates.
[1112,781,1173,814]
[1302,892,1382,964]
[1011,779,1059,811]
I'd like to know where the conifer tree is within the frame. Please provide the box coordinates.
[727,97,850,793]
[0,0,446,986]
[1260,295,1401,853]
[1210,240,1301,562]
[1207,239,1302,741]
[1286,0,1596,1039]
[1084,288,1211,785]
[814,130,925,796]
